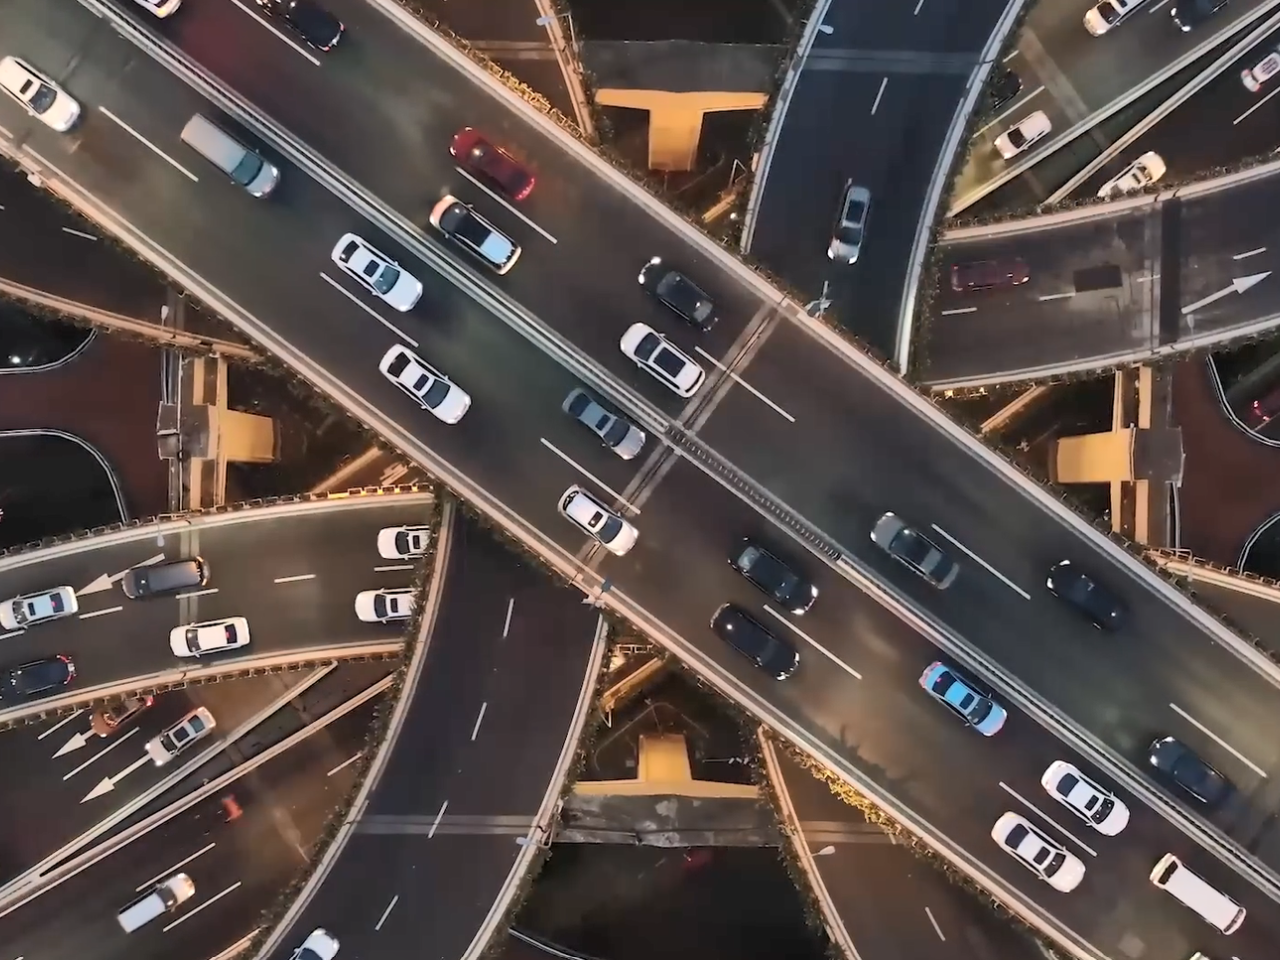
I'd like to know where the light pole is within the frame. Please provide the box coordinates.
[536,11,578,53]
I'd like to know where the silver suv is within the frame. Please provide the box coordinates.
[828,181,870,263]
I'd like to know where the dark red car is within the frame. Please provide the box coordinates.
[950,258,1030,292]
[449,128,535,201]
[1250,385,1280,426]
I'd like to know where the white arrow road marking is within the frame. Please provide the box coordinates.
[1182,272,1271,315]
[37,709,83,740]
[64,728,139,779]
[82,752,151,802]
[54,729,93,757]
[80,553,165,595]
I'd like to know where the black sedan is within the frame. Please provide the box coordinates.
[710,604,798,680]
[1148,736,1233,807]
[729,539,818,615]
[638,257,717,330]
[255,0,344,51]
[0,654,75,701]
[1046,560,1125,630]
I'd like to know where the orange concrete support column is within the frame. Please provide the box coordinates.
[594,89,767,171]
[1051,428,1135,484]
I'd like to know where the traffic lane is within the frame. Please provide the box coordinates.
[774,752,1049,960]
[697,319,1280,774]
[955,95,1075,204]
[366,515,598,818]
[0,699,373,960]
[264,833,517,960]
[820,0,1011,53]
[144,0,771,391]
[0,165,165,317]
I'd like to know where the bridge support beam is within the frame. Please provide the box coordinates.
[593,89,766,172]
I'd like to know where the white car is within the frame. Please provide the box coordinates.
[0,57,80,132]
[0,586,78,630]
[1242,51,1280,92]
[131,0,183,15]
[994,111,1052,159]
[354,588,416,623]
[991,812,1086,892]
[558,486,638,556]
[1083,0,1146,36]
[169,617,251,657]
[1041,761,1130,835]
[378,344,470,423]
[291,928,340,960]
[619,323,705,398]
[331,234,423,312]
[1096,151,1166,198]
[377,525,432,560]
[146,706,216,766]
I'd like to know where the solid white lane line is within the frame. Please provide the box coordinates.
[540,438,641,513]
[174,587,218,600]
[428,800,448,839]
[763,605,862,680]
[63,727,139,780]
[1169,704,1267,778]
[274,573,317,584]
[138,842,216,891]
[38,709,84,739]
[79,605,123,620]
[1002,49,1020,62]
[0,631,21,642]
[163,881,241,930]
[375,894,399,930]
[1148,0,1171,11]
[61,227,97,240]
[870,77,888,115]
[471,702,488,741]
[98,107,199,181]
[319,273,419,347]
[1235,85,1280,125]
[694,346,795,422]
[973,85,1044,137]
[454,168,557,244]
[913,0,925,13]
[502,597,514,637]
[1037,292,1074,302]
[929,524,1030,599]
[1136,273,1160,283]
[999,782,1097,857]
[374,564,415,572]
[940,307,977,315]
[1233,247,1267,260]
[327,752,363,777]
[924,907,945,941]
[227,0,320,64]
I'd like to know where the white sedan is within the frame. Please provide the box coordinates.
[619,323,705,398]
[0,586,78,630]
[0,57,80,132]
[355,588,416,623]
[331,234,423,312]
[290,928,340,960]
[1041,760,1130,835]
[170,617,251,657]
[378,345,470,423]
[991,812,1085,892]
[994,110,1051,159]
[1242,51,1280,92]
[1096,151,1166,198]
[558,486,638,556]
[377,525,432,560]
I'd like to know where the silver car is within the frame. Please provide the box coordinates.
[827,181,870,263]
[562,388,646,460]
[871,512,959,588]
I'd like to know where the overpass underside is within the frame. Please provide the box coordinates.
[1151,551,1280,659]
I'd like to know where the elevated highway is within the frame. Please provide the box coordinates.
[0,490,433,725]
[921,159,1280,389]
[1153,551,1280,658]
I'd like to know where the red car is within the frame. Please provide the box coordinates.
[950,258,1030,292]
[450,128,535,201]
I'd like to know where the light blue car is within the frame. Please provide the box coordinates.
[918,661,1007,736]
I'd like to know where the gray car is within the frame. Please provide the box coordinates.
[871,512,959,588]
[828,181,870,263]
[562,388,646,460]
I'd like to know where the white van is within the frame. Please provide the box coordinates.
[117,873,195,932]
[1149,854,1245,934]
[180,115,279,198]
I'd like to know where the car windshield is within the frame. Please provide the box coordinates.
[967,695,992,724]
[756,554,798,594]
[844,199,866,225]
[598,514,623,541]
[369,262,401,295]
[895,529,933,567]
[1007,128,1028,148]
[422,379,451,408]
[27,81,56,114]
[373,595,389,619]
[1098,1,1121,23]
[634,332,660,360]
[224,624,238,645]
[1044,851,1067,874]
[652,346,686,377]
[835,225,861,245]
[601,417,630,445]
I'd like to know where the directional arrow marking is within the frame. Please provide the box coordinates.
[79,552,165,595]
[54,728,93,757]
[1181,272,1271,315]
[64,727,139,779]
[83,753,151,803]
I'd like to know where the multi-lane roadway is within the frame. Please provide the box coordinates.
[6,0,1280,954]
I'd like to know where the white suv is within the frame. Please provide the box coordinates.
[1096,151,1166,198]
[378,344,470,423]
[0,586,78,630]
[1242,51,1280,92]
[0,57,80,132]
[146,707,216,766]
[331,234,423,312]
[619,323,705,398]
[558,486,638,556]
[994,111,1051,159]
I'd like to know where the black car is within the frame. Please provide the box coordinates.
[1046,560,1125,630]
[988,65,1022,111]
[710,604,798,680]
[1148,736,1233,807]
[638,257,716,330]
[256,0,344,51]
[0,654,75,701]
[729,539,818,615]
[1171,0,1230,31]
